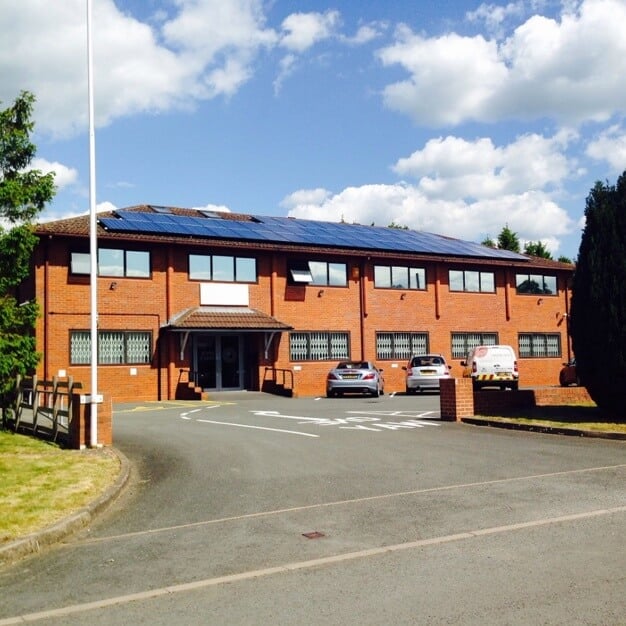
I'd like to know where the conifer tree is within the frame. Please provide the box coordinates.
[570,173,626,419]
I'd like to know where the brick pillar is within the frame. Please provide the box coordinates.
[440,378,474,422]
[69,394,113,449]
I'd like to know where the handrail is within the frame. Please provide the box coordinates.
[263,367,294,391]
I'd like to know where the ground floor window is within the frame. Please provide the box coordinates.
[376,332,429,360]
[70,330,152,365]
[451,332,498,359]
[289,331,349,361]
[518,333,561,358]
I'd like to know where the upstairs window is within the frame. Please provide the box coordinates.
[70,249,150,277]
[287,260,347,286]
[449,270,495,293]
[189,254,257,282]
[516,273,557,295]
[374,265,426,290]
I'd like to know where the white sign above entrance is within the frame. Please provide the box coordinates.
[200,283,249,306]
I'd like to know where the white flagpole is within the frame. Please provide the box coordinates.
[87,0,99,447]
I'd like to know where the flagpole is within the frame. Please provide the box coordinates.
[87,0,99,447]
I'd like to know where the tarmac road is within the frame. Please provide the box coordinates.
[0,392,625,625]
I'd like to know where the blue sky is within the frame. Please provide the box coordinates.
[3,0,626,261]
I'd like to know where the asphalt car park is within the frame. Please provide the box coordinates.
[1,393,625,625]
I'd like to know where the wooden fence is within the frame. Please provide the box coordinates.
[10,375,82,443]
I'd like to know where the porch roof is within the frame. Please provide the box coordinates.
[165,306,293,332]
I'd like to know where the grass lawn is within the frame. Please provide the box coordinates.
[0,430,121,543]
[474,404,626,434]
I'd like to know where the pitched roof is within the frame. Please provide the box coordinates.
[166,307,293,331]
[34,204,575,270]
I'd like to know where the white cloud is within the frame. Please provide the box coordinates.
[0,0,277,137]
[340,22,386,46]
[284,182,572,254]
[279,10,340,52]
[393,132,575,200]
[379,0,626,126]
[273,54,298,95]
[466,2,528,38]
[586,124,626,172]
[30,158,78,190]
[284,131,577,254]
[280,188,332,210]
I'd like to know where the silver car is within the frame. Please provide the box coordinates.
[403,354,451,394]
[326,361,385,397]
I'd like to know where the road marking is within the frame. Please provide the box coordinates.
[75,463,626,545]
[249,410,440,431]
[3,503,625,625]
[196,419,319,437]
[115,401,231,413]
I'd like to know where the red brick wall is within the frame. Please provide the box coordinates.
[473,386,592,415]
[34,237,573,402]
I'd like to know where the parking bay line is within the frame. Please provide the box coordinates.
[3,503,626,625]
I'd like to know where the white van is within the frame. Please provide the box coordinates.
[461,345,519,390]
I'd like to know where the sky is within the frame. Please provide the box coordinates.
[3,0,626,261]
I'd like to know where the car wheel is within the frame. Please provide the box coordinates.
[371,388,379,398]
[510,382,519,391]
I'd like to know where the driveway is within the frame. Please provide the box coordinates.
[1,392,625,625]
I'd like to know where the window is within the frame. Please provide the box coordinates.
[374,265,425,290]
[451,332,498,359]
[70,252,90,275]
[449,270,495,293]
[518,333,561,358]
[289,332,350,361]
[70,330,152,365]
[516,273,557,295]
[71,249,150,277]
[189,254,257,282]
[376,332,429,360]
[287,260,347,286]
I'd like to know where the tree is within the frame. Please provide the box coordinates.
[497,225,520,252]
[388,221,408,229]
[481,236,496,248]
[569,173,626,419]
[523,240,553,259]
[557,255,573,264]
[0,91,55,423]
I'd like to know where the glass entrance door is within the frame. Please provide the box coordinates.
[195,334,243,390]
[220,335,241,389]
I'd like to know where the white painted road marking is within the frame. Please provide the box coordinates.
[3,502,625,625]
[196,419,319,438]
[250,410,441,431]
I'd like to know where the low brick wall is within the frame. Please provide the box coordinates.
[440,378,475,421]
[440,378,593,421]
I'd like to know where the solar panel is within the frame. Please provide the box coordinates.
[99,209,528,261]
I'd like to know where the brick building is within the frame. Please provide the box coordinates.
[27,205,574,402]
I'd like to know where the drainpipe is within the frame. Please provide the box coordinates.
[359,260,367,361]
